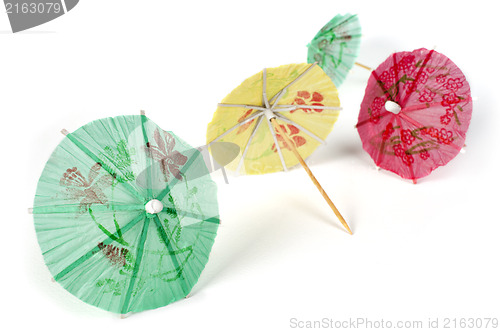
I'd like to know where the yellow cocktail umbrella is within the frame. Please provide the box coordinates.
[207,63,352,234]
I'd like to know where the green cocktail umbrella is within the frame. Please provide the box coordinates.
[307,13,363,87]
[32,113,219,314]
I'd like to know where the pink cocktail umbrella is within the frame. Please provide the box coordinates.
[356,48,473,183]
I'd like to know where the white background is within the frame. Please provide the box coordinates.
[2,0,499,331]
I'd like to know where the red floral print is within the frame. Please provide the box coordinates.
[379,66,397,89]
[146,129,188,181]
[419,89,436,103]
[393,144,405,157]
[415,71,428,85]
[291,90,325,113]
[404,81,417,94]
[400,129,415,146]
[60,163,113,210]
[440,115,451,125]
[371,97,385,112]
[370,109,380,124]
[402,154,414,166]
[420,150,430,160]
[397,55,416,74]
[236,109,256,134]
[441,92,461,107]
[370,97,384,124]
[443,78,463,91]
[393,144,414,166]
[381,122,394,140]
[435,74,447,84]
[271,124,307,152]
[437,128,454,145]
[425,66,435,74]
[420,127,454,145]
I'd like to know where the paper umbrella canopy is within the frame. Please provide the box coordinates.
[32,114,220,314]
[206,63,341,175]
[206,63,352,234]
[356,48,473,181]
[307,13,361,87]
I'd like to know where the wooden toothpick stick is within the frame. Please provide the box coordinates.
[270,118,352,235]
[355,62,372,71]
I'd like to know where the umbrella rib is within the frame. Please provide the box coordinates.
[152,215,190,294]
[218,104,267,111]
[262,68,271,109]
[53,212,145,281]
[160,206,220,224]
[274,113,326,145]
[271,88,287,109]
[401,97,472,114]
[402,101,442,113]
[156,149,204,201]
[140,114,153,199]
[64,132,144,202]
[355,111,392,128]
[269,63,317,104]
[121,217,150,314]
[400,49,435,107]
[270,106,296,112]
[371,70,395,102]
[374,114,396,166]
[274,104,343,111]
[207,112,263,145]
[32,204,145,214]
[330,14,358,32]
[266,118,288,172]
[395,115,417,182]
[392,52,401,104]
[236,115,264,174]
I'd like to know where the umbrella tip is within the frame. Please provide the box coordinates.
[140,110,146,116]
[61,129,69,136]
[27,207,33,214]
[342,222,353,235]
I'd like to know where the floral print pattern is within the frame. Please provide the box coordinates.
[146,129,188,181]
[393,143,414,166]
[60,162,113,210]
[443,78,463,91]
[236,109,256,134]
[441,92,461,107]
[271,124,307,152]
[100,140,135,183]
[98,242,129,267]
[418,89,436,103]
[370,97,385,124]
[232,90,328,156]
[420,127,454,145]
[381,122,394,140]
[400,129,416,146]
[358,49,472,180]
[290,91,325,113]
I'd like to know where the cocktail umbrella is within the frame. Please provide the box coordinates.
[307,13,366,87]
[207,63,352,234]
[356,48,473,182]
[32,113,219,314]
